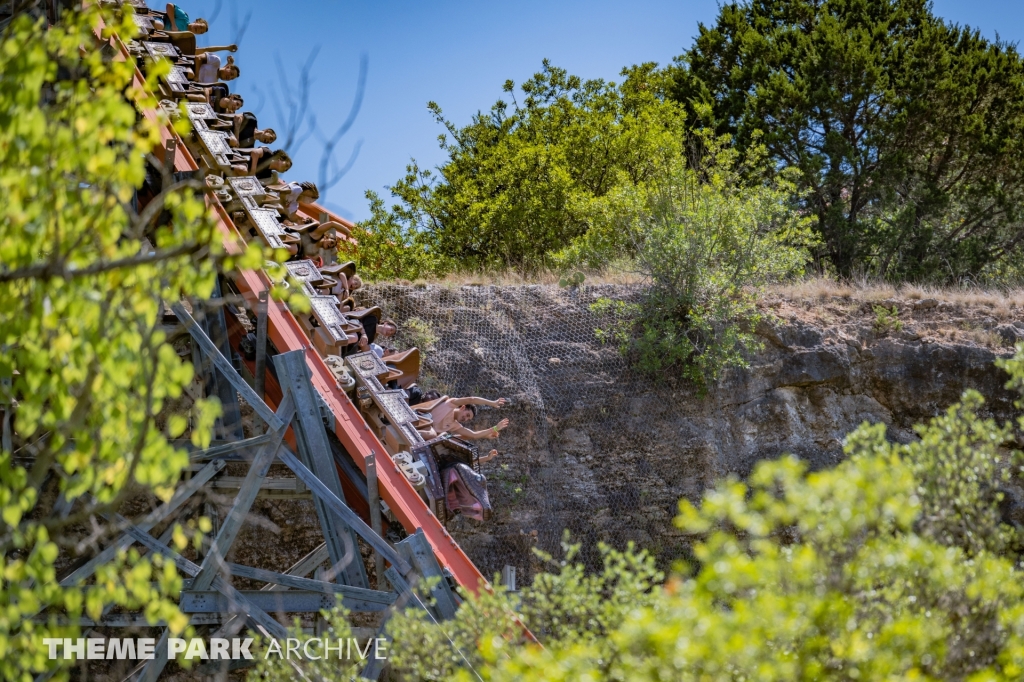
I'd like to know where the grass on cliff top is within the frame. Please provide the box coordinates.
[387,268,1024,309]
[775,277,1024,310]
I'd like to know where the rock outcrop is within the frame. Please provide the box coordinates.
[365,283,1020,581]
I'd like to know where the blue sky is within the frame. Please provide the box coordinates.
[185,0,1024,222]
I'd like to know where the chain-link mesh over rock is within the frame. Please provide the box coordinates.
[360,283,702,585]
[361,280,1024,591]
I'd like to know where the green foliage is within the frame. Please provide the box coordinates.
[340,189,453,281]
[672,0,1024,280]
[581,137,814,392]
[872,304,903,335]
[0,9,264,680]
[904,392,1022,557]
[360,61,684,273]
[384,540,662,681]
[473,370,1024,680]
[558,270,585,288]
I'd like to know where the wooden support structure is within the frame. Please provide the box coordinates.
[172,302,284,432]
[367,450,385,589]
[255,289,269,400]
[57,460,225,588]
[187,394,296,593]
[275,350,370,588]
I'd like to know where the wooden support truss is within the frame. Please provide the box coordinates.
[44,309,462,682]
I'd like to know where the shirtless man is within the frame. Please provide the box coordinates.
[416,396,509,463]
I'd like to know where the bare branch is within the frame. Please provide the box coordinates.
[246,82,267,117]
[0,242,210,284]
[315,52,368,193]
[271,46,320,154]
[229,2,252,49]
[205,0,224,26]
[321,138,364,192]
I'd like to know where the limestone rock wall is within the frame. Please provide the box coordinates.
[363,283,1019,582]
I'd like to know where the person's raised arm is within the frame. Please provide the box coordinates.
[451,418,509,441]
[166,3,179,30]
[450,397,507,409]
[305,221,350,239]
[196,44,238,55]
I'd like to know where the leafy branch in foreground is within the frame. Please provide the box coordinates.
[0,9,268,681]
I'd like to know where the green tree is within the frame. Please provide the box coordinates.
[671,0,1024,280]
[358,61,684,275]
[0,9,264,680]
[567,136,814,392]
[341,189,454,281]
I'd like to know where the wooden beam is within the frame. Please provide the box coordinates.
[403,529,459,620]
[359,566,427,681]
[181,589,390,614]
[224,563,395,608]
[58,460,225,587]
[47,613,228,628]
[189,394,295,593]
[255,289,269,400]
[276,446,411,576]
[367,451,385,589]
[135,629,170,682]
[188,432,272,462]
[115,515,290,639]
[275,350,369,588]
[172,302,284,432]
[268,543,329,590]
[206,476,305,491]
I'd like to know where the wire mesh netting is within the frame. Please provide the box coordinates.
[361,283,712,584]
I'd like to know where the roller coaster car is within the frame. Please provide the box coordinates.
[319,261,357,279]
[412,435,488,522]
[383,347,421,389]
[346,306,382,324]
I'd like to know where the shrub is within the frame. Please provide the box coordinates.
[383,539,663,680]
[873,305,903,335]
[574,136,815,392]
[339,190,452,281]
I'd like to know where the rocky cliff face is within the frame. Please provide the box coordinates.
[364,283,1022,581]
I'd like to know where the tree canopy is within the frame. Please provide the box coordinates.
[356,61,685,276]
[670,0,1024,280]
